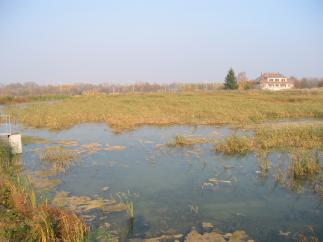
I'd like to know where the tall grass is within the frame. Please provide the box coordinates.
[39,146,78,173]
[117,192,134,219]
[167,135,208,147]
[215,124,323,190]
[0,141,88,241]
[215,135,253,155]
[5,90,323,132]
[289,150,321,178]
[215,124,323,155]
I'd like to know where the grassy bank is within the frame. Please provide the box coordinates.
[5,90,323,132]
[0,143,88,241]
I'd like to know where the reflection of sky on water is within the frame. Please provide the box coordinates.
[18,123,323,241]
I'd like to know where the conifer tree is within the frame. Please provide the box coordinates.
[224,68,238,89]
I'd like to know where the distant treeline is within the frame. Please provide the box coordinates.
[0,77,322,97]
[0,82,223,96]
[290,77,323,89]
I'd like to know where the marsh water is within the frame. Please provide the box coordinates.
[8,122,323,241]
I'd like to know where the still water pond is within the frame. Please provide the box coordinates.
[14,123,323,241]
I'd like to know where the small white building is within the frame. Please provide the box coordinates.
[257,73,294,91]
[0,115,22,154]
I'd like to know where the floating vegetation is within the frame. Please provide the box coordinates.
[22,135,49,145]
[40,146,77,163]
[101,186,109,192]
[89,223,119,242]
[202,177,235,190]
[129,233,183,241]
[104,145,127,151]
[56,139,80,147]
[188,204,199,214]
[0,141,88,241]
[39,146,78,173]
[293,225,320,242]
[184,227,252,242]
[80,143,126,154]
[34,169,59,177]
[27,174,62,191]
[167,135,209,147]
[214,124,323,197]
[52,191,127,216]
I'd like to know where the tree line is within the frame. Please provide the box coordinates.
[0,82,223,96]
[0,71,322,96]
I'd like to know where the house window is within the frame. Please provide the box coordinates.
[275,78,279,82]
[268,78,273,82]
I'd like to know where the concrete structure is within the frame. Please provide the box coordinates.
[257,73,294,90]
[0,115,22,154]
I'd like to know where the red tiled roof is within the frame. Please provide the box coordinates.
[261,72,286,78]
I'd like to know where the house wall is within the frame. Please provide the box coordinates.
[261,77,293,90]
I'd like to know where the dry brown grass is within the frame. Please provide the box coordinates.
[0,142,88,241]
[215,124,323,155]
[5,90,323,132]
[167,135,209,147]
[215,135,253,155]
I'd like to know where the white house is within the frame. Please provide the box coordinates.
[257,73,294,90]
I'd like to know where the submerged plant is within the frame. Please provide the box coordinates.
[90,224,118,242]
[22,135,49,145]
[40,146,78,173]
[0,141,88,241]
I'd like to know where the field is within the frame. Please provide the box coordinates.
[5,90,323,132]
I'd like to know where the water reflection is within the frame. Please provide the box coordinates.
[12,123,323,241]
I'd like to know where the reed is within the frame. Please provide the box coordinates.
[0,141,88,241]
[40,146,78,173]
[22,135,49,145]
[214,124,323,189]
[168,135,208,147]
[5,90,323,132]
[117,192,135,219]
[215,135,253,155]
[125,200,134,219]
[289,150,321,178]
[215,124,323,155]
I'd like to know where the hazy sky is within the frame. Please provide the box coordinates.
[0,0,322,84]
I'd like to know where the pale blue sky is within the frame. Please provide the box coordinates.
[0,0,322,84]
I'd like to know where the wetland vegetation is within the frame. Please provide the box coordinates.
[0,142,88,241]
[5,90,323,132]
[1,90,323,241]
